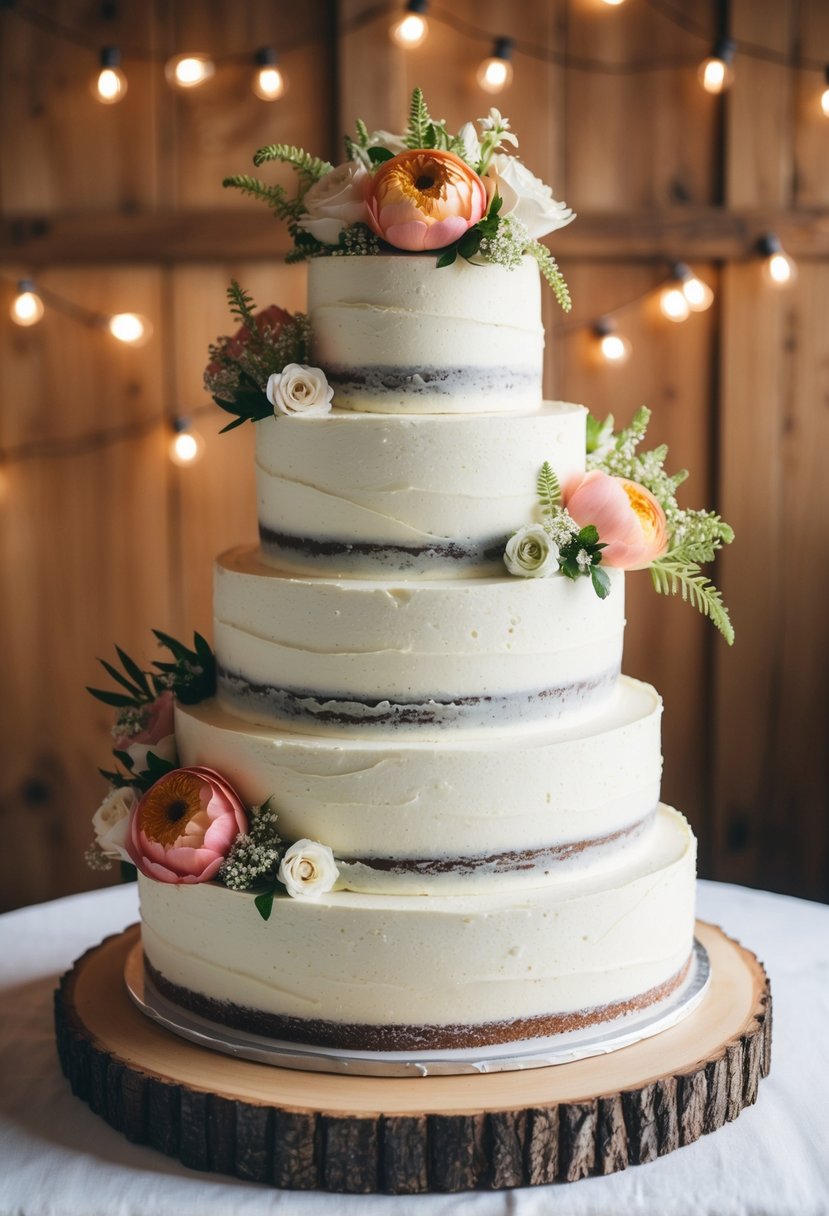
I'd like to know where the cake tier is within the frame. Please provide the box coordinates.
[138,805,695,1051]
[176,676,661,894]
[256,402,586,579]
[308,255,543,414]
[214,547,624,736]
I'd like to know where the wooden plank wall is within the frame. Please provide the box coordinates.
[1,0,827,910]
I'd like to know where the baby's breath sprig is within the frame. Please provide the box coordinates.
[219,798,283,894]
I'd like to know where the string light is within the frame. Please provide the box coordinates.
[593,319,632,366]
[169,419,206,467]
[165,53,215,90]
[93,46,127,104]
[821,66,829,117]
[10,280,45,327]
[107,313,152,345]
[699,36,735,94]
[659,284,690,322]
[671,262,715,312]
[391,0,429,49]
[758,234,797,288]
[476,38,514,94]
[600,0,627,6]
[252,47,286,101]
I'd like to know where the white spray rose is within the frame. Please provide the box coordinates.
[125,734,177,777]
[92,785,136,863]
[504,524,560,578]
[487,153,575,240]
[295,161,370,245]
[267,364,333,418]
[279,839,339,901]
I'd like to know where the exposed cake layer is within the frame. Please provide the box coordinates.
[256,402,586,578]
[138,805,696,1049]
[175,676,662,894]
[214,547,625,736]
[308,255,544,414]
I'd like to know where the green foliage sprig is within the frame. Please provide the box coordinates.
[529,461,610,599]
[204,281,310,432]
[588,407,735,642]
[527,240,572,312]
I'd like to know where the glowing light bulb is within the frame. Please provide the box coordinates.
[593,321,631,366]
[93,47,127,104]
[169,423,205,466]
[600,0,626,6]
[252,47,286,100]
[108,313,152,345]
[660,286,691,323]
[391,1,429,48]
[821,68,829,117]
[758,234,797,289]
[699,38,735,94]
[10,281,44,327]
[476,39,514,94]
[165,53,215,90]
[669,261,714,312]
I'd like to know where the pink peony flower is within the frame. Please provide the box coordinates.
[127,766,247,884]
[365,149,487,252]
[114,689,175,751]
[565,470,669,570]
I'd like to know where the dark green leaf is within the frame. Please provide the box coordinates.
[367,145,395,164]
[423,123,437,149]
[194,633,214,662]
[97,659,143,701]
[219,416,249,434]
[113,749,135,771]
[577,524,600,547]
[458,229,482,259]
[591,565,612,599]
[436,247,458,268]
[254,889,275,921]
[116,646,152,695]
[152,630,191,661]
[119,861,137,883]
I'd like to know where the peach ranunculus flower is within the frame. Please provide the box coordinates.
[365,149,488,251]
[127,766,248,884]
[565,470,669,570]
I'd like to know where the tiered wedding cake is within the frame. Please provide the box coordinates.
[88,94,733,1062]
[139,252,696,1054]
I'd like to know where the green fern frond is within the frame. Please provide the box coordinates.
[252,143,332,182]
[354,118,370,147]
[405,87,431,148]
[222,174,300,220]
[527,240,572,312]
[537,461,562,515]
[226,280,257,336]
[650,558,734,645]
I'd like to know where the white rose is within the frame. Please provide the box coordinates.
[125,733,177,777]
[278,839,339,901]
[504,524,560,578]
[295,161,370,245]
[267,364,333,418]
[92,785,136,863]
[487,153,575,240]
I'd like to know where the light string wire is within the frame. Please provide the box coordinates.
[6,0,829,78]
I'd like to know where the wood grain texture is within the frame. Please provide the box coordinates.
[53,921,771,1193]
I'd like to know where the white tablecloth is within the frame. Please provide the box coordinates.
[0,880,826,1216]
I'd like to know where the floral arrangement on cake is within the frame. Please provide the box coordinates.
[224,87,574,310]
[86,632,339,917]
[505,408,735,643]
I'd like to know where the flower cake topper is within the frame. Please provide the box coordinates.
[224,87,574,310]
[504,409,735,643]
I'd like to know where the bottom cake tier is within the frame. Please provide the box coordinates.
[137,804,695,1052]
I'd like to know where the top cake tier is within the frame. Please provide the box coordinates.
[308,255,544,414]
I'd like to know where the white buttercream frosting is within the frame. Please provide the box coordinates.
[138,806,695,1032]
[308,255,544,414]
[256,402,586,578]
[213,547,625,735]
[175,676,662,893]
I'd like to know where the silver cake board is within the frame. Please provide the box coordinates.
[125,938,710,1078]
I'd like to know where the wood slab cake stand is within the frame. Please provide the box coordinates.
[54,921,771,1193]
